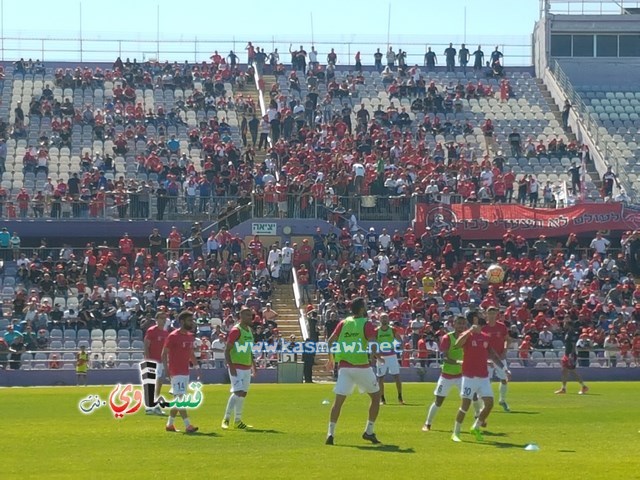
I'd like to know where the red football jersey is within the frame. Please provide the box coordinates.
[482,322,508,356]
[144,325,168,362]
[163,330,194,376]
[462,332,491,378]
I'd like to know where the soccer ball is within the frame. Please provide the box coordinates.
[486,264,505,284]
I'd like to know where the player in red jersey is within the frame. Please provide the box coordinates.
[162,310,200,433]
[144,312,169,416]
[482,306,511,412]
[451,321,510,443]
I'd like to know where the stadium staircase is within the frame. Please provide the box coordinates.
[536,79,603,192]
[270,283,332,381]
[270,284,301,339]
[241,79,269,166]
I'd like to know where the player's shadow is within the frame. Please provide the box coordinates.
[188,432,220,437]
[507,410,540,415]
[338,444,415,454]
[481,431,508,437]
[485,440,528,449]
[383,403,420,407]
[242,428,283,434]
[558,449,576,453]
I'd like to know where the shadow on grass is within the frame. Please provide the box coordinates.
[481,431,508,437]
[242,428,283,434]
[508,411,541,415]
[382,403,421,407]
[485,440,528,449]
[187,432,220,437]
[558,449,576,453]
[336,444,416,454]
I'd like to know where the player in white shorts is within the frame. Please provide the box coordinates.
[375,313,404,405]
[334,367,380,396]
[482,306,511,412]
[325,297,383,446]
[423,316,466,431]
[451,322,510,443]
[143,313,169,415]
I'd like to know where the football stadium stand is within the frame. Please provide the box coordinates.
[3,0,640,385]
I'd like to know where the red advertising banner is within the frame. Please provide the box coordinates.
[414,202,640,240]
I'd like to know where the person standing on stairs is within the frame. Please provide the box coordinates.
[562,99,571,130]
[303,309,320,384]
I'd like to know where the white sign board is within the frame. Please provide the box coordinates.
[251,222,277,236]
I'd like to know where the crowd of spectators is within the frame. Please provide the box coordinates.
[298,226,640,367]
[2,56,263,221]
[0,44,626,222]
[0,225,294,369]
[2,46,638,371]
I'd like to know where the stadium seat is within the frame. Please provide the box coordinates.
[91,330,104,341]
[50,329,63,340]
[104,329,117,341]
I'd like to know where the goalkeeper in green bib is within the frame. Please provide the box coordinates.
[325,297,383,446]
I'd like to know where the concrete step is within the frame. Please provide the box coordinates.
[537,77,603,188]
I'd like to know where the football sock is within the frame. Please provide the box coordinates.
[224,394,236,420]
[473,399,483,416]
[499,383,508,403]
[328,422,336,436]
[454,421,462,436]
[167,416,175,426]
[472,417,481,430]
[184,417,191,427]
[365,420,375,435]
[426,403,439,425]
[234,396,245,422]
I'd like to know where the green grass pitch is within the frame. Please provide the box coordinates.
[3,382,639,479]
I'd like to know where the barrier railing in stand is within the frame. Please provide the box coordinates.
[3,346,626,370]
[0,36,534,66]
[549,59,633,202]
[291,266,309,341]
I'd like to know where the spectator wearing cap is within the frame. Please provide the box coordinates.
[210,333,226,369]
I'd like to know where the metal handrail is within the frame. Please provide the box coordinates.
[549,59,634,201]
[291,267,309,341]
[0,35,534,66]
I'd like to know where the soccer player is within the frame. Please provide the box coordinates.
[376,313,404,405]
[222,308,256,430]
[423,316,466,431]
[162,310,199,433]
[452,322,510,442]
[483,306,511,412]
[144,312,169,415]
[76,345,88,386]
[325,297,382,446]
[555,318,589,395]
